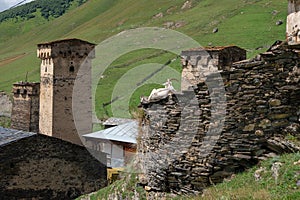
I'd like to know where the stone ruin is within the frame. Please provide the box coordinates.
[138,40,300,195]
[137,2,300,193]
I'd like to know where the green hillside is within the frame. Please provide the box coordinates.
[0,0,287,119]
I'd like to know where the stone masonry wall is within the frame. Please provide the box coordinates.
[0,134,107,200]
[0,92,12,117]
[11,83,40,133]
[38,39,95,145]
[139,42,300,194]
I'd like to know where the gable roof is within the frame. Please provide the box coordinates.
[83,121,138,144]
[0,127,36,147]
[102,117,135,126]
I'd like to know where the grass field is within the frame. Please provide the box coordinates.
[0,0,287,119]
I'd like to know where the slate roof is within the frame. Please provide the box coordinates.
[37,38,95,46]
[83,121,138,144]
[0,127,36,147]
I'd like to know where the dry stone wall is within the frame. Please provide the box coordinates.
[11,83,40,133]
[0,92,12,117]
[0,134,107,200]
[139,41,300,194]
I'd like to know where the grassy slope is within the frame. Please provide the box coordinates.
[196,153,300,200]
[77,153,300,200]
[0,0,287,119]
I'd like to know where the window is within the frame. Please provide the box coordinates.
[69,66,75,72]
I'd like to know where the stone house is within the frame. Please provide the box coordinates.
[0,127,107,200]
[83,121,138,168]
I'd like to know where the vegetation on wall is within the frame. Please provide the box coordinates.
[0,116,11,128]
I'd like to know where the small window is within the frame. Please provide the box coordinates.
[65,97,67,100]
[24,89,27,95]
[16,89,20,94]
[45,67,47,72]
[69,66,75,72]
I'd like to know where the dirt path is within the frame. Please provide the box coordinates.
[0,53,26,68]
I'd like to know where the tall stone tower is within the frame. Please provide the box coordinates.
[37,38,95,145]
[287,0,300,44]
[11,82,40,132]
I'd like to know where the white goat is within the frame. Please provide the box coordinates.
[147,79,177,102]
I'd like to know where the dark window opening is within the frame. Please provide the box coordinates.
[69,66,75,72]
[16,89,20,94]
[65,97,67,100]
[45,67,47,72]
[24,89,27,95]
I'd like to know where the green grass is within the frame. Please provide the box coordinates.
[0,116,11,128]
[0,0,288,119]
[78,169,147,200]
[77,153,300,200]
[190,153,300,200]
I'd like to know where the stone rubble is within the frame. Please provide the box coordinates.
[138,41,300,194]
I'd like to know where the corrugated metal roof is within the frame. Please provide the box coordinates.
[83,121,138,144]
[0,127,36,147]
[102,117,135,126]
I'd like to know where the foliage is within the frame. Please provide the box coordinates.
[0,116,11,128]
[77,170,147,200]
[0,0,87,22]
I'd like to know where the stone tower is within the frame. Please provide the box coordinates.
[37,38,95,145]
[287,0,300,44]
[11,82,40,132]
[180,46,246,90]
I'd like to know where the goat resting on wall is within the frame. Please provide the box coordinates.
[140,79,177,103]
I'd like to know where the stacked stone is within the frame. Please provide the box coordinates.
[139,42,300,194]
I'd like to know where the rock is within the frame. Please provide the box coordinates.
[272,10,279,15]
[144,186,152,191]
[271,162,282,184]
[163,21,175,29]
[181,1,192,10]
[269,99,281,107]
[255,130,264,136]
[276,20,283,26]
[243,124,255,132]
[293,160,300,165]
[212,28,218,33]
[284,123,300,137]
[254,167,266,181]
[153,12,163,19]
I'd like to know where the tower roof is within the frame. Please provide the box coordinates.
[37,38,95,47]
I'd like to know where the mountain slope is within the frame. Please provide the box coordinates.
[0,0,287,118]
